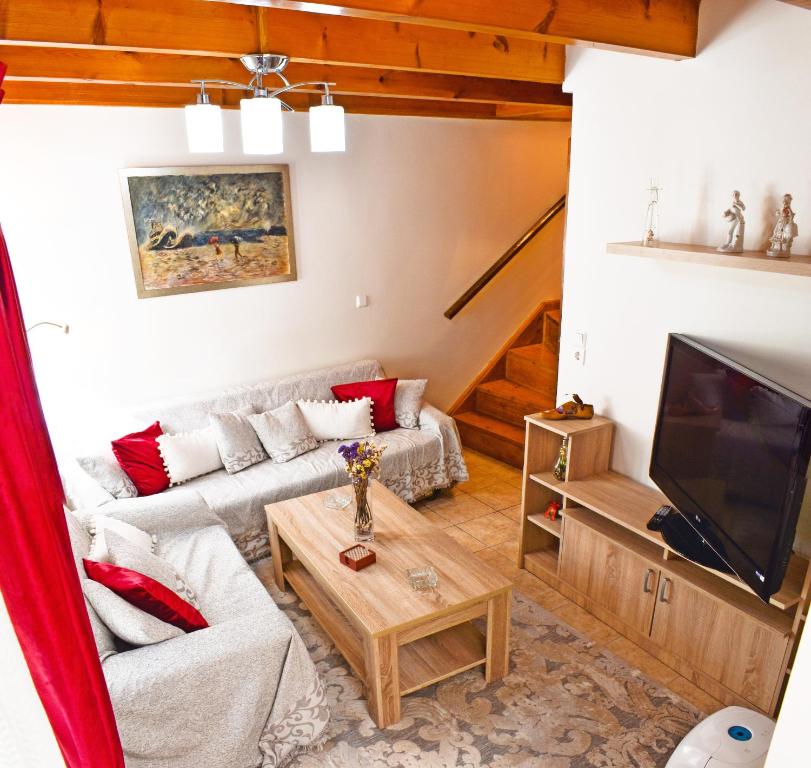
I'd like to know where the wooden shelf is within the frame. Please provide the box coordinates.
[524,413,613,436]
[527,512,562,538]
[524,549,559,579]
[530,470,808,610]
[399,623,486,695]
[608,241,811,277]
[286,560,488,697]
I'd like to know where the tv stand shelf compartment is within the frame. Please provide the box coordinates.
[607,241,811,278]
[518,413,810,716]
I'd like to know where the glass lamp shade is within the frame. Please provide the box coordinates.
[184,103,223,153]
[240,96,283,154]
[309,103,346,152]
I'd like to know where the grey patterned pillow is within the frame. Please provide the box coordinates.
[105,530,200,608]
[394,379,427,429]
[77,450,138,499]
[82,580,185,646]
[209,406,267,474]
[248,401,318,464]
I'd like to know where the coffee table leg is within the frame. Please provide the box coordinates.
[363,633,400,728]
[486,590,511,682]
[269,522,292,591]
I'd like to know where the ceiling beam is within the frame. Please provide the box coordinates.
[0,46,572,107]
[208,0,700,58]
[0,0,565,82]
[0,79,572,120]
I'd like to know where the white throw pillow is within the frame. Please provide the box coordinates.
[87,515,156,563]
[157,427,223,485]
[297,398,375,441]
[209,406,267,474]
[394,379,427,429]
[76,450,138,499]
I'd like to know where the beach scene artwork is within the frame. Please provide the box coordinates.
[121,165,296,298]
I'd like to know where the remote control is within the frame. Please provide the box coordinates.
[647,505,673,531]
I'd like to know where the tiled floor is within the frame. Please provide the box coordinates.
[413,447,725,715]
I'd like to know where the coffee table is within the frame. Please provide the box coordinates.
[265,482,512,728]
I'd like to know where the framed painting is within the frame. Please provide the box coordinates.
[120,165,296,298]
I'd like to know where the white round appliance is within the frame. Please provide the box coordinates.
[665,706,775,768]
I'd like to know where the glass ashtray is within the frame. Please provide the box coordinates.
[407,565,438,592]
[324,491,351,510]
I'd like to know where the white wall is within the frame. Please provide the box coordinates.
[0,108,568,451]
[559,0,811,481]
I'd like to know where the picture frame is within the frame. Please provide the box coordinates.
[119,164,297,299]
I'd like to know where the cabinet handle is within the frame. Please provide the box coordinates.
[659,577,672,603]
[643,568,655,594]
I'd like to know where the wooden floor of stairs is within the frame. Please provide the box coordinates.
[453,304,560,468]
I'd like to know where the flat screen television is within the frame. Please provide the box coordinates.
[650,334,811,602]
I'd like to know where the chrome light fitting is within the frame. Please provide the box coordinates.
[184,54,345,154]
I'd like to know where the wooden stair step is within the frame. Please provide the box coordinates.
[475,379,554,427]
[455,411,525,468]
[505,344,558,395]
[542,310,561,354]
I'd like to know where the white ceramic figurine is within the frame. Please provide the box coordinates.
[718,190,746,253]
[766,193,798,258]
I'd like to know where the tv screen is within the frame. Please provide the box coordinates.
[650,334,811,601]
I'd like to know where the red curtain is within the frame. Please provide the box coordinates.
[0,63,125,767]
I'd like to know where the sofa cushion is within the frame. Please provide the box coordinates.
[394,379,427,429]
[87,514,156,562]
[210,409,268,474]
[157,427,223,485]
[297,398,375,441]
[247,401,317,464]
[105,530,199,608]
[77,450,138,499]
[112,421,170,496]
[82,579,186,646]
[331,378,398,431]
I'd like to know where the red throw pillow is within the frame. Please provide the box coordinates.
[111,421,169,496]
[83,559,208,633]
[331,378,398,432]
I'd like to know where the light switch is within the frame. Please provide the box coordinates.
[355,294,369,309]
[574,331,587,366]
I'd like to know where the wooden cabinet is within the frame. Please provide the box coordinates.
[650,572,790,712]
[560,516,658,636]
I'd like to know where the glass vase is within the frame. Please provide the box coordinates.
[353,477,374,542]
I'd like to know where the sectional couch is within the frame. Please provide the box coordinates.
[65,359,469,560]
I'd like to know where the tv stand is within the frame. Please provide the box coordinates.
[660,511,735,575]
[518,413,810,717]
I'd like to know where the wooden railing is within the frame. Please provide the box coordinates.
[444,195,566,319]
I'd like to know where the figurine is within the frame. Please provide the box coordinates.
[717,190,746,253]
[767,194,798,258]
[543,500,562,522]
[553,437,569,481]
[642,180,661,247]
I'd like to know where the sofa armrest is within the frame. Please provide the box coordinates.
[418,403,470,482]
[85,489,224,536]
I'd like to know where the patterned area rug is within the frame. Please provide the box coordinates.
[260,571,703,768]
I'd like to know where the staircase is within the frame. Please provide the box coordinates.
[452,302,561,467]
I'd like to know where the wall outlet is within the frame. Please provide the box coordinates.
[574,331,587,366]
[355,294,369,308]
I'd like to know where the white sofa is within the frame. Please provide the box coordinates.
[67,490,329,768]
[66,359,469,560]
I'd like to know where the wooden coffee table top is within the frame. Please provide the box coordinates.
[265,482,512,637]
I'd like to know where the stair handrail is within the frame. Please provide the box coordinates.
[444,194,566,320]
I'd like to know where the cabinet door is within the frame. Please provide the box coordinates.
[559,517,659,636]
[650,573,789,711]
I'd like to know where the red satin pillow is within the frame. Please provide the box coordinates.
[331,378,398,432]
[83,559,208,633]
[111,421,169,496]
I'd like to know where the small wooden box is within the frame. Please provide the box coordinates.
[339,545,376,571]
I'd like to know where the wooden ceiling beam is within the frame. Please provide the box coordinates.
[208,0,700,59]
[0,0,565,82]
[0,46,572,107]
[0,79,572,120]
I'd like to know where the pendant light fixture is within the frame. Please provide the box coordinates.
[184,83,224,153]
[185,54,346,155]
[309,88,346,153]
